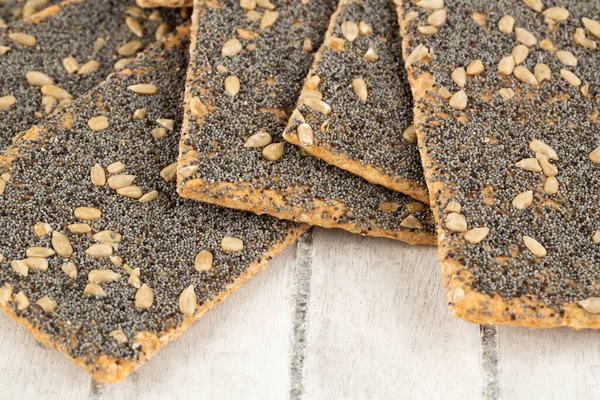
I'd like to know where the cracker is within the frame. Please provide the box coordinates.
[0,0,184,149]
[283,0,428,204]
[0,0,61,24]
[398,0,600,327]
[136,0,191,8]
[177,0,436,245]
[0,26,305,383]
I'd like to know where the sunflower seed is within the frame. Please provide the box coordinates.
[155,23,172,41]
[579,297,600,314]
[522,0,542,12]
[466,60,484,75]
[400,215,423,229]
[445,212,467,232]
[498,56,515,75]
[406,202,425,214]
[542,7,569,21]
[33,222,51,237]
[427,9,446,27]
[341,21,359,42]
[135,284,154,309]
[88,269,121,283]
[523,235,546,257]
[498,15,515,34]
[93,37,107,55]
[449,90,468,110]
[536,154,558,177]
[512,190,533,209]
[107,174,136,190]
[464,227,490,244]
[118,40,143,56]
[416,0,444,10]
[574,28,597,50]
[515,27,537,47]
[109,329,128,344]
[581,84,590,96]
[26,247,55,258]
[498,88,515,100]
[0,284,12,306]
[139,190,159,203]
[25,71,52,86]
[128,84,158,95]
[52,231,73,258]
[117,185,143,199]
[403,125,417,143]
[66,224,91,235]
[406,44,428,66]
[160,162,178,181]
[582,17,600,40]
[126,5,146,19]
[14,292,30,310]
[556,50,577,67]
[515,158,541,172]
[244,130,272,148]
[221,236,244,251]
[93,230,122,243]
[9,32,36,47]
[41,95,56,114]
[224,76,241,97]
[179,165,199,179]
[363,47,378,61]
[222,38,243,57]
[534,64,551,83]
[194,251,214,272]
[0,45,10,56]
[133,108,146,120]
[74,206,101,220]
[0,95,16,111]
[297,123,314,147]
[148,10,162,21]
[85,244,113,258]
[114,58,136,71]
[89,163,106,187]
[304,98,331,114]
[560,69,581,86]
[529,139,557,160]
[513,66,537,85]
[61,261,77,279]
[359,20,373,35]
[87,116,109,131]
[544,176,559,195]
[247,10,261,21]
[351,78,368,102]
[240,0,256,10]
[593,231,600,244]
[41,84,72,100]
[84,283,107,297]
[106,161,125,174]
[447,287,465,303]
[302,38,313,52]
[179,284,197,316]
[78,60,100,75]
[451,68,466,88]
[259,9,279,29]
[262,143,285,161]
[11,260,29,277]
[35,296,56,313]
[126,17,144,38]
[418,25,438,35]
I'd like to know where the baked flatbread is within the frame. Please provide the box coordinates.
[136,0,191,8]
[398,0,600,327]
[283,0,428,203]
[0,0,184,149]
[0,26,305,383]
[178,0,436,245]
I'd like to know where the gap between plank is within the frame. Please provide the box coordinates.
[289,228,314,400]
[480,325,500,400]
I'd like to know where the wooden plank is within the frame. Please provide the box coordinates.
[0,317,90,399]
[303,228,484,399]
[497,326,600,399]
[99,244,298,399]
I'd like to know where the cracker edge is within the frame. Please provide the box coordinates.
[282,0,429,204]
[396,0,600,329]
[0,28,309,383]
[177,0,436,246]
[136,0,191,7]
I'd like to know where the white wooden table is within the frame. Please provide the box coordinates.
[0,228,598,399]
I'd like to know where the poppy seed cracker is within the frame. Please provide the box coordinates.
[283,0,429,204]
[0,0,184,149]
[136,0,191,7]
[178,0,436,245]
[398,0,600,327]
[0,26,305,383]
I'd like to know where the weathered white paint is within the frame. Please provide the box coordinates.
[303,228,484,399]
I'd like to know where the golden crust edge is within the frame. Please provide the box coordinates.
[281,0,429,204]
[176,0,436,246]
[396,0,600,329]
[136,0,191,8]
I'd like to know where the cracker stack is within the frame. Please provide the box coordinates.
[2,0,599,386]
